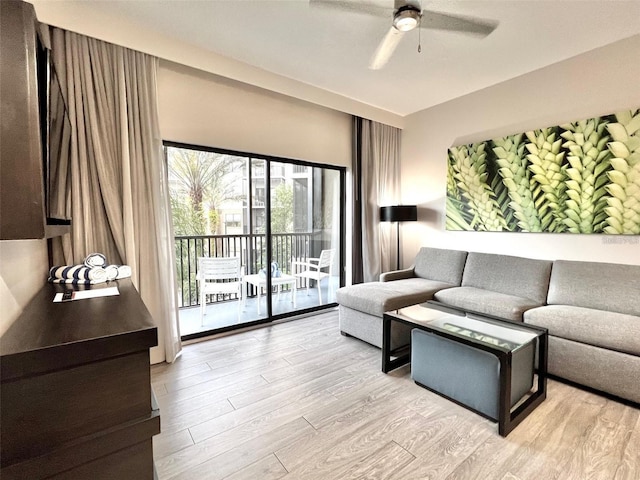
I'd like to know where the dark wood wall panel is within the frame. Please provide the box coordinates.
[0,0,45,239]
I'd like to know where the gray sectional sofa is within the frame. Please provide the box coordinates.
[336,247,640,403]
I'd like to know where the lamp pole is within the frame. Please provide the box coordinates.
[395,221,401,271]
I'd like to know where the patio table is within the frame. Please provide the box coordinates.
[242,273,297,314]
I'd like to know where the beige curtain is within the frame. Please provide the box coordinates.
[353,118,401,283]
[50,28,181,363]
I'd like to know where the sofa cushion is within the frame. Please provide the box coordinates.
[413,247,468,285]
[524,305,640,356]
[547,260,640,316]
[336,278,455,317]
[461,252,552,304]
[434,286,544,322]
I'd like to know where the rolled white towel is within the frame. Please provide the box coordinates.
[84,253,107,268]
[88,267,108,283]
[104,265,119,281]
[48,265,108,284]
[115,265,131,279]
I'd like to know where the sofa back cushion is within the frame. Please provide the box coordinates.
[462,252,552,304]
[548,260,640,316]
[414,247,467,286]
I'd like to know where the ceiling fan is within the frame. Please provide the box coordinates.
[310,0,498,70]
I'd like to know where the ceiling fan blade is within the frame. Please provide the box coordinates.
[309,0,389,18]
[420,11,498,37]
[369,26,405,70]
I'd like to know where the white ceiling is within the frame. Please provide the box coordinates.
[34,0,640,117]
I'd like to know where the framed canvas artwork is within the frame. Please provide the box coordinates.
[446,108,639,234]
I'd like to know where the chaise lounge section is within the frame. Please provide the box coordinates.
[336,247,467,348]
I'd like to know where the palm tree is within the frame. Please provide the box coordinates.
[168,148,243,235]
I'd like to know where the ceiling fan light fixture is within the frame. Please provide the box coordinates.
[393,6,421,32]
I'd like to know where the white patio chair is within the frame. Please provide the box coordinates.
[291,249,335,304]
[197,256,243,326]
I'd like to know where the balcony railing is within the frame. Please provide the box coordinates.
[175,233,313,308]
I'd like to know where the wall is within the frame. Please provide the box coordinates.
[401,34,640,267]
[158,60,352,167]
[0,240,49,335]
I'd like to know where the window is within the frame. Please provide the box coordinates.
[225,213,241,227]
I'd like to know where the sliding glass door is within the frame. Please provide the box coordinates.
[272,162,341,313]
[166,142,345,339]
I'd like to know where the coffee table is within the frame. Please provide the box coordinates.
[242,273,297,314]
[382,301,548,436]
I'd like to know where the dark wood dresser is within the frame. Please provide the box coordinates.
[0,279,160,479]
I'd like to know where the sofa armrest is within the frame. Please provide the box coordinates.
[380,267,415,282]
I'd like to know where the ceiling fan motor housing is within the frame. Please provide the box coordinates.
[393,5,421,32]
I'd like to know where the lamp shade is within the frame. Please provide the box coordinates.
[380,205,417,222]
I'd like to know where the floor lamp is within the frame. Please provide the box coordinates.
[380,205,418,271]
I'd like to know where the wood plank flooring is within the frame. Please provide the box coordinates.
[151,310,639,479]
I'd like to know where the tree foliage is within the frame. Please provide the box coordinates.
[271,183,294,233]
[168,148,243,235]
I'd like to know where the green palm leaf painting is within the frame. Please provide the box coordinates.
[446,108,640,234]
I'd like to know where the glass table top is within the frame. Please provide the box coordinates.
[392,303,541,352]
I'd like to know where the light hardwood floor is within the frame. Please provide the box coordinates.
[151,310,639,480]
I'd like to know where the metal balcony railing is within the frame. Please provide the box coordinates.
[174,233,313,308]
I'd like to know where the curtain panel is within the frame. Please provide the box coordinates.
[49,28,181,363]
[352,117,401,283]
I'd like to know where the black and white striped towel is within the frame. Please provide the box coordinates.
[48,265,108,284]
